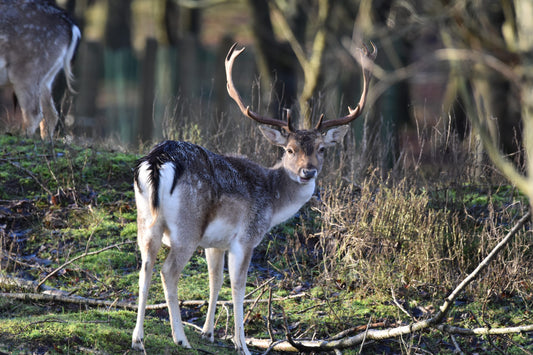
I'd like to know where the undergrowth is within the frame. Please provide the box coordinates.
[0,120,532,354]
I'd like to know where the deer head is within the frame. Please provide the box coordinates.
[225,42,377,183]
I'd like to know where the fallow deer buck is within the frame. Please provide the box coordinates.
[131,42,376,354]
[0,0,80,139]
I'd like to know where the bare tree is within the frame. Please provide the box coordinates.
[440,1,521,157]
[445,0,533,209]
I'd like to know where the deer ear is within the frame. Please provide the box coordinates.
[258,126,288,146]
[323,126,349,146]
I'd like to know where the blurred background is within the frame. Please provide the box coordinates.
[0,0,526,174]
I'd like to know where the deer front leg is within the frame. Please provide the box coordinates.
[161,241,196,349]
[228,244,253,355]
[202,248,225,342]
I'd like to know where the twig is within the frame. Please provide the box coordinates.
[267,287,275,342]
[439,211,530,316]
[183,321,203,332]
[502,334,533,355]
[437,323,533,336]
[329,322,391,341]
[222,303,230,339]
[36,241,135,290]
[280,307,302,351]
[0,290,307,311]
[357,318,372,354]
[391,286,413,320]
[243,286,268,325]
[245,277,275,299]
[3,159,53,196]
[261,339,287,355]
[450,334,464,355]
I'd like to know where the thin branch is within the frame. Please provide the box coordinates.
[437,323,533,336]
[391,286,413,320]
[450,334,465,355]
[245,277,275,299]
[36,241,135,290]
[2,159,53,196]
[0,291,307,311]
[267,287,275,342]
[439,211,530,314]
[244,286,268,324]
[247,322,533,353]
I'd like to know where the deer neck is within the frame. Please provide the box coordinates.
[267,165,316,228]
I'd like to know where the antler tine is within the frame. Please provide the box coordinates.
[316,41,377,131]
[225,43,291,131]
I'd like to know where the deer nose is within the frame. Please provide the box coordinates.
[301,168,317,180]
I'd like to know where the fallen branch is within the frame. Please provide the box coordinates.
[246,323,533,353]
[0,290,307,311]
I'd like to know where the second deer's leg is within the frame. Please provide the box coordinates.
[228,244,253,355]
[39,85,59,140]
[202,247,225,341]
[13,83,42,136]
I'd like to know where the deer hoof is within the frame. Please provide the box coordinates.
[131,338,144,351]
[201,331,214,342]
[176,339,192,348]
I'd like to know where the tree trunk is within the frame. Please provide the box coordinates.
[514,0,533,209]
[104,0,132,50]
[246,0,298,122]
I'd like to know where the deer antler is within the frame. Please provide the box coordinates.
[315,42,377,131]
[225,43,292,132]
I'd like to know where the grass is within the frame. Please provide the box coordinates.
[1,130,533,354]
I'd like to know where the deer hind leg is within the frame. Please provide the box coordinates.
[202,248,225,342]
[39,85,59,140]
[228,244,253,355]
[38,56,63,140]
[131,222,163,351]
[160,226,197,349]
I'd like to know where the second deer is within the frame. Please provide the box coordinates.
[131,42,376,354]
[0,0,80,139]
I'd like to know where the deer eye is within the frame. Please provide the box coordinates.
[286,147,295,155]
[318,146,325,154]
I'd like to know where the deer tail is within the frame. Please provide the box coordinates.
[63,24,81,93]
